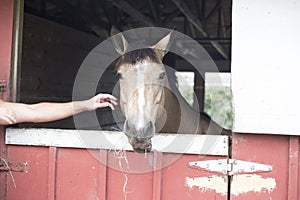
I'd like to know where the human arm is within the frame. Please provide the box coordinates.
[0,93,117,125]
[0,103,18,125]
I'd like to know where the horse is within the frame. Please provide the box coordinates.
[112,29,231,153]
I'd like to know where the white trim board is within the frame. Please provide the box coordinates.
[231,0,300,135]
[6,128,229,156]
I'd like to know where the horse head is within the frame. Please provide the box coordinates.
[112,29,173,153]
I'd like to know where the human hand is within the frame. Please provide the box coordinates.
[0,107,17,125]
[87,93,118,111]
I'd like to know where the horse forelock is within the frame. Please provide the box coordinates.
[115,48,161,70]
[115,49,179,93]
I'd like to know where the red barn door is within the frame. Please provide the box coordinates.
[5,128,230,200]
[0,0,15,199]
[230,133,299,200]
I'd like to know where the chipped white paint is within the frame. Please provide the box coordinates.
[231,174,276,196]
[185,175,227,195]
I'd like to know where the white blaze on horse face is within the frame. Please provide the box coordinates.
[134,61,167,127]
[135,61,147,129]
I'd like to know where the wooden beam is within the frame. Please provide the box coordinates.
[161,9,182,26]
[194,72,204,112]
[287,136,299,200]
[98,150,108,200]
[47,147,57,200]
[107,0,156,26]
[172,0,229,60]
[6,128,229,156]
[205,0,223,22]
[176,59,231,72]
[148,0,159,24]
[152,151,163,200]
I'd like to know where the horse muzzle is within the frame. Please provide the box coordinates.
[124,120,155,138]
[124,120,155,153]
[131,138,152,153]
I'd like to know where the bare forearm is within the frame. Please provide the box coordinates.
[26,101,90,123]
[0,101,90,124]
[0,94,117,125]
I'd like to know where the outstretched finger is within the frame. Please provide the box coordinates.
[97,102,115,110]
[107,103,115,110]
[5,112,17,124]
[99,93,117,101]
[99,97,118,106]
[99,99,118,106]
[109,99,118,105]
[2,116,15,124]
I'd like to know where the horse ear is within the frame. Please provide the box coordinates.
[151,30,174,59]
[111,26,128,55]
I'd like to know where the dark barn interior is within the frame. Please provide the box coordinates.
[18,0,232,130]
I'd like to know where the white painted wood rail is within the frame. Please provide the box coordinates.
[6,128,228,156]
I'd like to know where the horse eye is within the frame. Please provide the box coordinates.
[159,72,166,79]
[117,73,123,79]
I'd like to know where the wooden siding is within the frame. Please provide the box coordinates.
[5,128,229,200]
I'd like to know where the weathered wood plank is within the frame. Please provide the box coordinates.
[6,128,229,156]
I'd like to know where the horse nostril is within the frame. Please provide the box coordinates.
[147,142,152,150]
[143,121,155,138]
[124,120,135,136]
[124,120,130,131]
